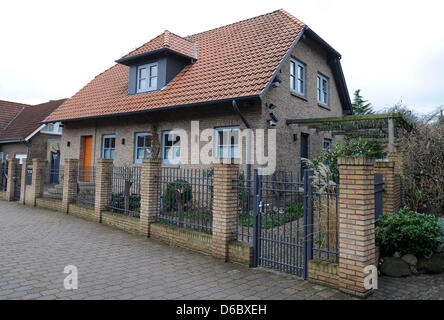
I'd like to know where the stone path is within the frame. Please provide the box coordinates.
[0,201,442,300]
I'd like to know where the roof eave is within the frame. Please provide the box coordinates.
[0,138,25,144]
[43,94,261,124]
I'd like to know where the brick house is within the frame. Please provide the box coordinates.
[0,99,67,166]
[45,9,352,174]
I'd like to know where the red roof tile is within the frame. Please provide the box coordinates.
[0,99,67,140]
[123,30,196,59]
[0,100,29,133]
[45,9,306,122]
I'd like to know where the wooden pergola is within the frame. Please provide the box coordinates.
[286,113,415,152]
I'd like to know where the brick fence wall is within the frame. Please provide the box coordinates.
[102,211,141,235]
[374,160,400,215]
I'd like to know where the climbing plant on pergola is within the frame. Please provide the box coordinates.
[286,113,415,152]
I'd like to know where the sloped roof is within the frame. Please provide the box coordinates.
[0,99,67,141]
[0,100,29,133]
[45,10,309,122]
[122,30,196,60]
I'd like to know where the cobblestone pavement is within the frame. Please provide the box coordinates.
[370,273,444,300]
[0,201,442,300]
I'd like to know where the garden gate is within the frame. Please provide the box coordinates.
[13,163,22,201]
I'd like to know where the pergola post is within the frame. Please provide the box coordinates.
[388,117,395,153]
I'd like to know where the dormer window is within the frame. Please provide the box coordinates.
[137,63,158,93]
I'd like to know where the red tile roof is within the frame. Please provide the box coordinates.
[123,30,196,60]
[0,100,29,133]
[0,99,67,141]
[45,9,306,122]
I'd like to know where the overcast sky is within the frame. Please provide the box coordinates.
[1,0,443,114]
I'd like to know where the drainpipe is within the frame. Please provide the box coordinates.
[232,100,252,186]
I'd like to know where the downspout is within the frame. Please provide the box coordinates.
[232,100,252,186]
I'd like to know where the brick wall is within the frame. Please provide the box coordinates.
[102,211,141,235]
[151,223,213,255]
[151,223,252,267]
[212,159,239,260]
[36,198,63,212]
[308,259,339,288]
[337,157,376,297]
[68,203,96,222]
[227,241,253,267]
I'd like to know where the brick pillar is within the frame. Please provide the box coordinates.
[94,159,113,223]
[6,158,18,201]
[29,159,47,207]
[62,159,79,214]
[212,158,239,261]
[374,161,397,215]
[20,159,27,204]
[338,157,376,297]
[140,158,162,237]
[388,152,404,211]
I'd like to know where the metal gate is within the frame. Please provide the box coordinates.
[249,169,340,279]
[0,162,7,191]
[13,163,22,201]
[251,169,310,278]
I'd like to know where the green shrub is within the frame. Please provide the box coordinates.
[162,179,192,211]
[108,192,140,213]
[376,207,442,257]
[309,137,386,182]
[239,202,303,229]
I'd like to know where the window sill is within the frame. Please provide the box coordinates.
[290,91,308,102]
[317,103,331,111]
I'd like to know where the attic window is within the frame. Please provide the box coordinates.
[137,63,158,93]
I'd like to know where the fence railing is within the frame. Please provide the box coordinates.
[106,166,141,217]
[0,162,7,191]
[40,165,64,200]
[234,171,254,243]
[74,166,96,208]
[311,174,339,263]
[156,167,213,234]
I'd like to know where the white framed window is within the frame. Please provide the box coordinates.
[162,130,181,165]
[102,134,116,159]
[215,126,240,159]
[290,58,305,95]
[317,73,329,105]
[134,132,152,164]
[41,122,62,135]
[136,63,158,93]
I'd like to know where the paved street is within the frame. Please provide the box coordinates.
[0,201,442,300]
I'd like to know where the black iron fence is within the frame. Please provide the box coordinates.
[40,165,64,200]
[310,173,339,263]
[75,166,96,208]
[106,166,141,217]
[0,162,7,191]
[156,167,213,234]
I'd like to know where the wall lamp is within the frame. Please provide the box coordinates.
[272,76,282,88]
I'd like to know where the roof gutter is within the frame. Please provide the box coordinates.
[0,138,24,144]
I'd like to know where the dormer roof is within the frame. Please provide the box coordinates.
[117,30,197,65]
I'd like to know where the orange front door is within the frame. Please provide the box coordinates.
[81,136,93,182]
